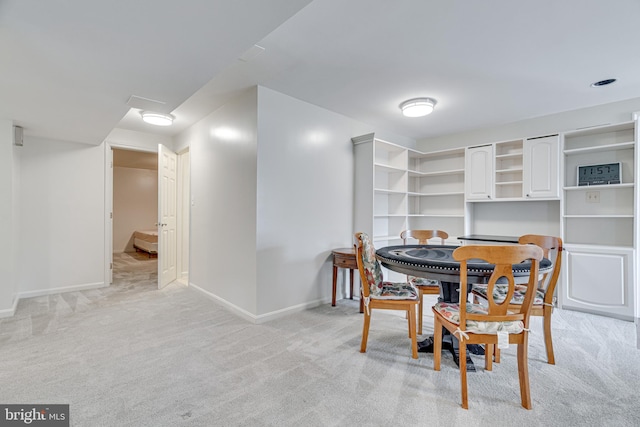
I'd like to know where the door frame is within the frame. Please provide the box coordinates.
[104,142,190,287]
[104,142,158,285]
[176,147,190,285]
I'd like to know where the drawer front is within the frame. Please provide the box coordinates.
[334,254,358,269]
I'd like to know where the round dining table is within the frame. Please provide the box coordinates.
[376,244,552,371]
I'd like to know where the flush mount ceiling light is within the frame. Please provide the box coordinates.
[140,111,174,126]
[591,78,617,88]
[400,98,437,117]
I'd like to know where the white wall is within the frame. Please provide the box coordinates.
[0,120,19,315]
[255,87,371,316]
[174,88,259,316]
[113,167,158,252]
[469,201,561,237]
[18,137,105,296]
[418,97,640,151]
[105,128,173,152]
[173,86,378,320]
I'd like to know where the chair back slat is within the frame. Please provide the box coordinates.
[518,234,563,305]
[401,229,448,245]
[454,244,543,327]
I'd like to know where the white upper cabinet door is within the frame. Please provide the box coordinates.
[523,135,560,198]
[465,145,494,200]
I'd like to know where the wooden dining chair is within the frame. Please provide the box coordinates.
[432,244,543,409]
[400,229,448,335]
[354,232,420,359]
[471,235,563,364]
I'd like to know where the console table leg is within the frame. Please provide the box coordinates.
[332,265,337,306]
[349,269,354,299]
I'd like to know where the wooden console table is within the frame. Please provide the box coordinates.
[331,248,363,313]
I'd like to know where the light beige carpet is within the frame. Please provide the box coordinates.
[0,252,638,426]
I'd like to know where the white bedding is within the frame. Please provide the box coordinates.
[134,238,158,254]
[133,229,158,243]
[133,229,158,254]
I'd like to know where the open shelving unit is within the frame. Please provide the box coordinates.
[494,139,524,199]
[353,134,465,249]
[406,147,465,242]
[560,121,638,320]
[562,124,636,247]
[353,122,637,321]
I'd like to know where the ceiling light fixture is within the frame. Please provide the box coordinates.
[400,98,437,117]
[140,111,174,126]
[591,78,617,88]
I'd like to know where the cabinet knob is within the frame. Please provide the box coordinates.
[487,195,491,199]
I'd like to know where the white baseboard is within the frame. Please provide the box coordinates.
[0,282,106,318]
[0,296,19,319]
[189,282,329,324]
[17,282,107,300]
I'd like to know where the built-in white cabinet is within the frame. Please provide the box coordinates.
[353,123,637,321]
[560,122,638,320]
[466,136,560,201]
[524,135,560,199]
[465,145,494,200]
[353,134,464,247]
[562,245,635,320]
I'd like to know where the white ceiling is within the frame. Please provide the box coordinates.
[3,0,640,145]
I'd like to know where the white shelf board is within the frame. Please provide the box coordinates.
[495,152,523,159]
[407,191,464,197]
[563,141,634,155]
[408,147,465,158]
[563,242,634,250]
[408,168,465,177]
[374,163,406,173]
[374,188,406,195]
[564,214,633,218]
[563,183,634,191]
[408,214,464,218]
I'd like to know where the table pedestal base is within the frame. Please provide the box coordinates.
[418,335,484,371]
[417,279,486,371]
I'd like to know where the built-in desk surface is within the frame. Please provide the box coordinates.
[457,234,519,244]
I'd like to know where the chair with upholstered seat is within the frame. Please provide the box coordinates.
[471,234,562,364]
[400,229,448,335]
[432,244,543,409]
[354,232,420,359]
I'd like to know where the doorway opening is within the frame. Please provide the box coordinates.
[112,148,159,287]
[106,144,190,290]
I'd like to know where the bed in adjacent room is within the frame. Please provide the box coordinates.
[133,229,158,256]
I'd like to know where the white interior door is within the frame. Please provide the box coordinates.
[158,144,178,288]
